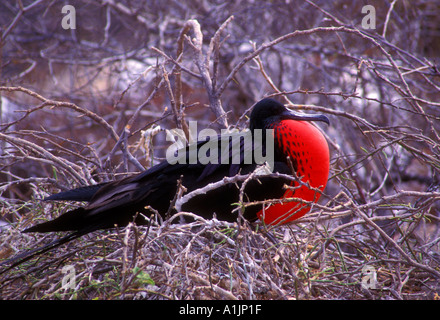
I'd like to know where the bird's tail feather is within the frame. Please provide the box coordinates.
[44,184,104,202]
[23,207,89,233]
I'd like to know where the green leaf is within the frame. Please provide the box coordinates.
[133,267,155,286]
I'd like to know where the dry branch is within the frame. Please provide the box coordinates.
[1,0,439,300]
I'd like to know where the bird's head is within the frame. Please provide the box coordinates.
[249,98,329,131]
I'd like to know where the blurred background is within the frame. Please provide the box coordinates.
[1,0,440,299]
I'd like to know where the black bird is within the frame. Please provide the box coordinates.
[1,98,330,269]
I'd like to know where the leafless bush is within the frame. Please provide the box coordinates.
[1,0,439,300]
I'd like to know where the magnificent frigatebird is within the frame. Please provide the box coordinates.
[1,98,330,269]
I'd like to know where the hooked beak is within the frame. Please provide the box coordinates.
[282,108,330,125]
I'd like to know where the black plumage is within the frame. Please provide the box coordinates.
[1,98,329,270]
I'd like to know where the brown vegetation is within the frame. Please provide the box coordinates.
[0,0,439,300]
